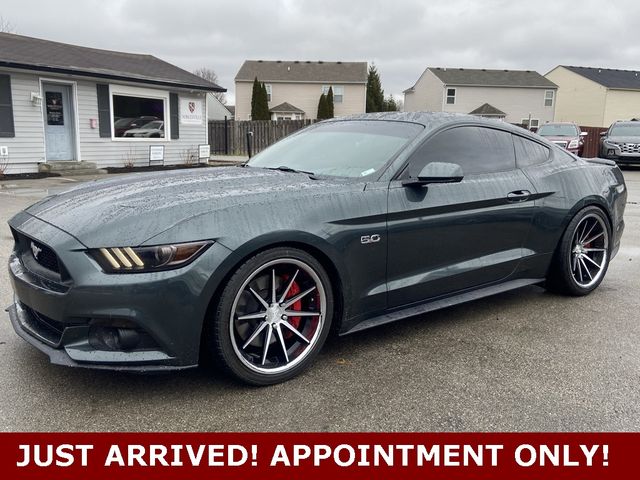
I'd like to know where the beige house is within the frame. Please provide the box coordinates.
[404,67,557,128]
[545,66,640,127]
[234,60,367,121]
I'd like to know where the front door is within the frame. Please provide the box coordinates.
[43,83,76,161]
[386,125,537,308]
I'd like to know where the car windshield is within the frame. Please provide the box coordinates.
[142,121,162,129]
[537,124,579,136]
[246,120,423,177]
[610,124,640,136]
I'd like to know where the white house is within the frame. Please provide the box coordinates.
[403,67,558,128]
[206,93,233,120]
[0,32,225,174]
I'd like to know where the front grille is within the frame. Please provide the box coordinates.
[620,143,640,154]
[30,240,60,273]
[552,140,568,149]
[11,228,61,275]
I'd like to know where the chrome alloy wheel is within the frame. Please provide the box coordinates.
[229,258,326,374]
[570,213,609,288]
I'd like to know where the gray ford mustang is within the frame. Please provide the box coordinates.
[7,112,627,385]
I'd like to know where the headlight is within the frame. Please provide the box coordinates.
[568,139,579,149]
[604,140,617,147]
[89,241,211,273]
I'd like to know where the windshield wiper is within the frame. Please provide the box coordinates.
[268,165,316,176]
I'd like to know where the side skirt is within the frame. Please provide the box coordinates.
[341,278,544,335]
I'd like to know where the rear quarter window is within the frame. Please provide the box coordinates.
[513,135,550,167]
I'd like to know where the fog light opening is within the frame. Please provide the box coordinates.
[89,326,140,351]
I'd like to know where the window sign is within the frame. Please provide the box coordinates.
[46,92,64,125]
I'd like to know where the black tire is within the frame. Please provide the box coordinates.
[207,247,334,385]
[546,206,611,296]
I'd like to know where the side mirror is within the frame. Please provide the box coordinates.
[599,131,607,137]
[402,162,464,187]
[580,131,588,137]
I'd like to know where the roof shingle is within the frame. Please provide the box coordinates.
[0,32,225,91]
[235,60,367,83]
[422,67,557,89]
[562,66,640,90]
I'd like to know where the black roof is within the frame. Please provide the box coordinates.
[411,67,557,89]
[562,66,640,90]
[0,32,225,92]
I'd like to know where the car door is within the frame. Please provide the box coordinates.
[386,125,537,308]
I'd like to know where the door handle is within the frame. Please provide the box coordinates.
[507,190,531,202]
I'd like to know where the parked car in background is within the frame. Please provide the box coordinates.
[600,121,640,165]
[113,116,158,137]
[123,120,165,138]
[537,122,587,156]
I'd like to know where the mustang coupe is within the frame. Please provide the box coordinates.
[7,112,627,385]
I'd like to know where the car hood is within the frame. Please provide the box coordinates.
[24,167,347,248]
[605,136,640,143]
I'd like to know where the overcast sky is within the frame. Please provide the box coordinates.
[2,0,639,104]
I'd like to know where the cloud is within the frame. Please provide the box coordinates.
[2,0,639,103]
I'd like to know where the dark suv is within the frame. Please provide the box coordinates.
[537,122,586,156]
[600,121,640,165]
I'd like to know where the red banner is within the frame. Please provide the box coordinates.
[0,432,635,479]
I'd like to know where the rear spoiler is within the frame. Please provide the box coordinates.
[584,157,617,167]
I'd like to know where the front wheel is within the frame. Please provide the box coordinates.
[208,247,334,385]
[546,206,611,296]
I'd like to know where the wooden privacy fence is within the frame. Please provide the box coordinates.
[579,126,607,158]
[209,119,315,156]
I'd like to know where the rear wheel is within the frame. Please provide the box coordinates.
[208,247,333,385]
[546,206,611,296]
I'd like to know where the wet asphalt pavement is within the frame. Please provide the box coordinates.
[0,170,638,432]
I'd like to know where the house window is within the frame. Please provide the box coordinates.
[522,118,540,129]
[111,88,167,139]
[322,85,344,103]
[446,88,456,105]
[265,84,272,102]
[544,90,554,107]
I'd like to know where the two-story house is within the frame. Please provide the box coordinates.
[545,66,640,127]
[403,67,558,128]
[234,60,367,121]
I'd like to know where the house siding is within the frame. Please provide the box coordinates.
[0,71,46,173]
[235,81,366,120]
[403,69,445,112]
[76,80,207,168]
[602,89,640,127]
[0,69,208,173]
[545,66,607,127]
[441,85,556,124]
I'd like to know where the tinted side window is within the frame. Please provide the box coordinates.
[405,126,516,177]
[513,135,550,167]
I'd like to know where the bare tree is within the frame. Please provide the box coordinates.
[0,16,15,33]
[193,67,226,104]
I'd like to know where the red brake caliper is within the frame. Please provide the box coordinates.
[282,275,302,339]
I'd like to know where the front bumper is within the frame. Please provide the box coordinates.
[7,213,232,371]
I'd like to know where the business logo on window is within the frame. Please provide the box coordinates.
[180,98,203,125]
